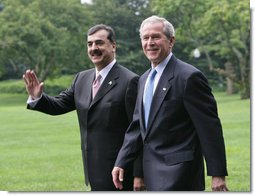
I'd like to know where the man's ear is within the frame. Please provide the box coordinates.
[112,42,117,53]
[169,36,175,48]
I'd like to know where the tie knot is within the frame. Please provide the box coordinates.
[96,74,102,81]
[149,69,157,80]
[93,74,102,84]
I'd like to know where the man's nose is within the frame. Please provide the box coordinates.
[147,37,155,45]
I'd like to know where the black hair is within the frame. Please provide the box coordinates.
[87,24,116,43]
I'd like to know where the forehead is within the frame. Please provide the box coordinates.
[87,29,109,42]
[141,22,164,36]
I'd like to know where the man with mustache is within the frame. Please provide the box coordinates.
[23,24,144,191]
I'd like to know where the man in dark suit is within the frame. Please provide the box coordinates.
[23,24,144,191]
[112,16,228,191]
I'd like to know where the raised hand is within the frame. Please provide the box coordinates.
[23,69,44,100]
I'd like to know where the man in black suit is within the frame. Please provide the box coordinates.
[112,15,228,191]
[23,24,144,191]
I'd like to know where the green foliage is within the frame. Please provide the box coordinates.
[0,79,27,94]
[0,0,153,79]
[0,75,74,95]
[0,0,250,98]
[0,0,92,80]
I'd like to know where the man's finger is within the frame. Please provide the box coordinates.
[118,169,124,182]
[31,70,40,83]
[23,74,28,85]
[112,167,124,190]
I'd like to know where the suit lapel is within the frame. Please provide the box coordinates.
[145,55,177,136]
[83,71,95,109]
[90,64,118,107]
[138,69,150,137]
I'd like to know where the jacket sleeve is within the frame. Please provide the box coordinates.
[114,108,143,171]
[27,74,78,115]
[183,71,228,176]
[124,75,143,177]
[115,78,143,177]
[125,75,139,122]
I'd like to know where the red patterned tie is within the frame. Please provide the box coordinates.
[92,74,102,98]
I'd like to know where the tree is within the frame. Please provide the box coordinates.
[0,0,92,81]
[201,0,250,99]
[152,0,250,99]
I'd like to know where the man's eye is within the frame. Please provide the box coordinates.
[87,41,93,46]
[95,41,104,45]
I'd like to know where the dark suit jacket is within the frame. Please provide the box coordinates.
[28,63,142,191]
[115,55,228,191]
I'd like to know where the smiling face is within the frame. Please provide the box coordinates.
[140,22,174,67]
[87,29,116,70]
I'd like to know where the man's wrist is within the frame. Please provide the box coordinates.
[27,94,42,104]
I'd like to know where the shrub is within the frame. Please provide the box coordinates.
[0,75,74,95]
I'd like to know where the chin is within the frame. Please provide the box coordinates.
[146,54,157,59]
[91,58,103,64]
[148,57,158,63]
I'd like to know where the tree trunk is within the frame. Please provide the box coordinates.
[224,62,236,95]
[240,64,250,99]
[232,47,250,99]
[226,78,234,95]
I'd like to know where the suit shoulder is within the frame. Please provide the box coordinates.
[71,68,94,84]
[175,59,203,78]
[78,68,94,76]
[116,64,139,78]
[174,59,210,88]
[177,59,200,72]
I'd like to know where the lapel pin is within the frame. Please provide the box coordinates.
[108,81,112,85]
[163,88,166,91]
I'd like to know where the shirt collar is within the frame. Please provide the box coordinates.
[95,59,116,80]
[152,52,172,75]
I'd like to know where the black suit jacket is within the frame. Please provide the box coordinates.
[28,63,142,191]
[115,55,228,191]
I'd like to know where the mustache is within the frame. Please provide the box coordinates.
[147,47,158,51]
[90,49,102,56]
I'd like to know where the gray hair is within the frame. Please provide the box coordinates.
[139,15,175,39]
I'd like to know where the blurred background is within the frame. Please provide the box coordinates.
[0,0,250,99]
[0,0,251,192]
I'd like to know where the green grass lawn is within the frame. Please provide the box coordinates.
[205,92,250,191]
[0,94,88,191]
[0,92,250,191]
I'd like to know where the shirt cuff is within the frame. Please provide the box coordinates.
[27,94,42,106]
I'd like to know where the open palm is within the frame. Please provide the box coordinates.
[23,70,44,100]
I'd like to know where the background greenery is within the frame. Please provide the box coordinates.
[0,0,250,99]
[0,91,250,191]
